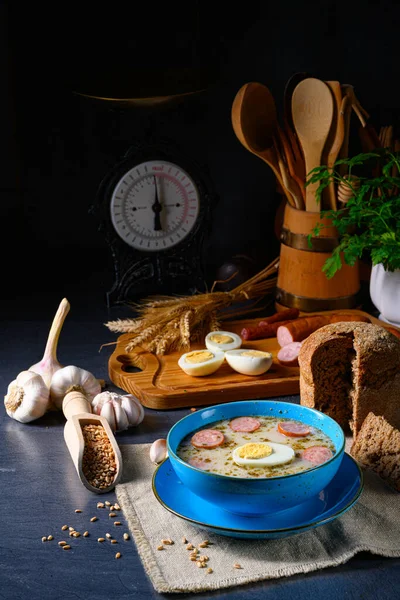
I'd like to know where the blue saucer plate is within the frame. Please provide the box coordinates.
[152,453,363,540]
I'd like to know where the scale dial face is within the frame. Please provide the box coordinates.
[110,160,200,252]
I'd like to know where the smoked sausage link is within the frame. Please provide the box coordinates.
[241,309,299,341]
[242,319,296,341]
[259,308,300,325]
[277,314,370,347]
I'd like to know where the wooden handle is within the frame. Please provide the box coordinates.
[275,142,304,210]
[324,82,346,211]
[277,125,306,204]
[62,391,92,420]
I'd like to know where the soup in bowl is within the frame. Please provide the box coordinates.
[167,400,345,516]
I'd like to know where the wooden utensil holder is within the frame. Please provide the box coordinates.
[276,203,360,312]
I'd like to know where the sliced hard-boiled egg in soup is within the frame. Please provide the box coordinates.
[225,349,273,376]
[232,442,295,467]
[178,349,225,377]
[205,330,242,353]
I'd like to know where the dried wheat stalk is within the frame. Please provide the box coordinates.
[104,256,279,355]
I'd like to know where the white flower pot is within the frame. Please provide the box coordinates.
[370,263,400,325]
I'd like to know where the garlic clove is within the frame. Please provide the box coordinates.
[29,298,70,389]
[150,439,168,464]
[4,370,50,423]
[50,365,101,410]
[121,394,144,426]
[112,400,130,432]
[100,401,117,432]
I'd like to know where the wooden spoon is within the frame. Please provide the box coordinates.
[62,391,123,494]
[323,81,347,210]
[283,71,310,174]
[231,82,294,206]
[292,77,334,212]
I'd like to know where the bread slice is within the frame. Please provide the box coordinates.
[298,322,400,438]
[350,412,400,492]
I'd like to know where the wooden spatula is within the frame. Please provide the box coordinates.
[292,78,334,212]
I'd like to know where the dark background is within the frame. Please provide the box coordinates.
[1,1,399,317]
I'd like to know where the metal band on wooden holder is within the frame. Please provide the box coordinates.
[275,288,360,312]
[279,227,339,252]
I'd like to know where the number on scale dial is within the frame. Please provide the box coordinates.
[110,160,200,251]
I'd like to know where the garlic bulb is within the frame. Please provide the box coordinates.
[150,439,167,464]
[91,391,144,432]
[29,298,70,388]
[50,365,101,410]
[4,370,50,423]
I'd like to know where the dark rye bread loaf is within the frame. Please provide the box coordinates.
[351,412,400,492]
[298,322,400,438]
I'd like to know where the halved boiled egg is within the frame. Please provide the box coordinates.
[178,349,225,377]
[205,331,242,353]
[232,442,295,468]
[225,349,273,376]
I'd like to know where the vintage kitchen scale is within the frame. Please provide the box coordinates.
[93,138,218,306]
[81,66,219,307]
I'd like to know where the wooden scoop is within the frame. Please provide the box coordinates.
[62,391,122,493]
[291,77,334,212]
[231,82,295,206]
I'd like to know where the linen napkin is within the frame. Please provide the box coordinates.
[115,441,400,594]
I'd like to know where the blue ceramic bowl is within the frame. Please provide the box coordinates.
[167,400,345,516]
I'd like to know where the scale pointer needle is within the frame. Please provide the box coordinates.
[152,176,162,231]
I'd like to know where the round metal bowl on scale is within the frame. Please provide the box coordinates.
[71,66,211,109]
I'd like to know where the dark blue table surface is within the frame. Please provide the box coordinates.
[1,293,399,599]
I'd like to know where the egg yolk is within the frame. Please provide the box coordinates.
[240,350,271,358]
[185,351,214,364]
[236,443,273,459]
[209,334,234,345]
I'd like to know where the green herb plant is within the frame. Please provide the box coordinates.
[307,149,400,279]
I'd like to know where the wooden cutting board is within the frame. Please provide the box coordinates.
[108,309,399,410]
